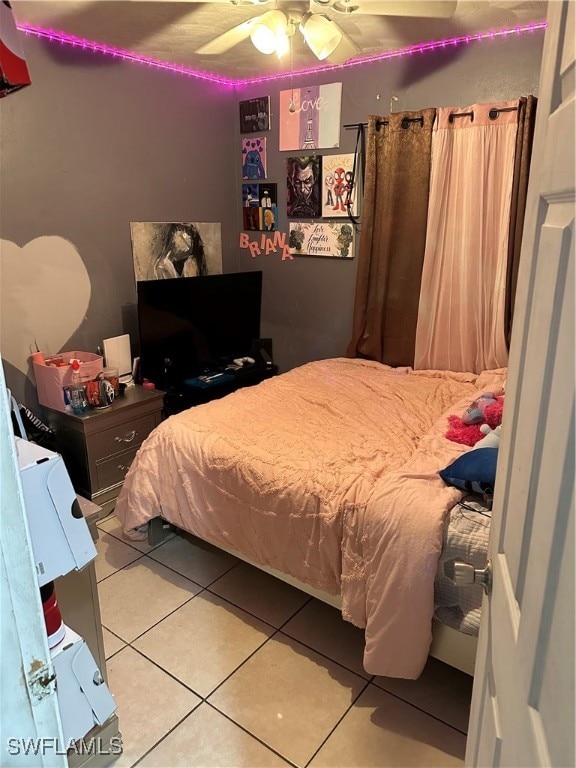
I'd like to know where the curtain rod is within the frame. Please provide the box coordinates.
[449,105,519,122]
[343,116,423,131]
[345,105,518,130]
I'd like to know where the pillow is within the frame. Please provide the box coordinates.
[439,448,498,495]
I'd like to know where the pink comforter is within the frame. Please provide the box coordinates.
[115,358,506,677]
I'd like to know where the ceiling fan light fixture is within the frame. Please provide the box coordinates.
[275,31,290,58]
[250,9,288,55]
[331,1,360,14]
[299,12,343,60]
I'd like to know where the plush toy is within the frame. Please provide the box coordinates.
[476,424,502,448]
[484,398,504,430]
[446,396,504,446]
[445,416,484,446]
[461,392,498,425]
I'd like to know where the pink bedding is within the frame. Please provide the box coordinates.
[115,358,506,678]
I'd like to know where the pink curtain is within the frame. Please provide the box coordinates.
[414,101,519,373]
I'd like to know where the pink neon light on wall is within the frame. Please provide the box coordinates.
[17,20,546,89]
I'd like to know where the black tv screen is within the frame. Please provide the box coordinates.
[137,271,262,386]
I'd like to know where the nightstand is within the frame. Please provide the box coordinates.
[43,386,164,516]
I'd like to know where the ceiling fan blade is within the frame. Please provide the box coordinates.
[331,1,457,17]
[195,18,257,54]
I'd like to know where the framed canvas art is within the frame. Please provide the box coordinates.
[288,221,355,259]
[130,222,223,280]
[242,136,267,179]
[242,183,278,231]
[239,96,271,133]
[322,153,359,218]
[279,83,342,151]
[286,156,321,218]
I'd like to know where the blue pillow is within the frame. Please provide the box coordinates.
[439,448,498,495]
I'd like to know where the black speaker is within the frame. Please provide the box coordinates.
[252,338,273,367]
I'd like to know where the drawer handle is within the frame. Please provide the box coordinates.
[117,464,130,473]
[115,430,137,443]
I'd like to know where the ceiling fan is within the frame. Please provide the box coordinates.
[195,0,457,62]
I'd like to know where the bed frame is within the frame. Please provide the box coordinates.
[148,517,478,677]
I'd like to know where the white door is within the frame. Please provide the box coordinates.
[466,2,575,766]
[0,360,66,767]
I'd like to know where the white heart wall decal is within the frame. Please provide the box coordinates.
[0,237,91,375]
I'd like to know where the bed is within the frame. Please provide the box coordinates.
[115,358,504,679]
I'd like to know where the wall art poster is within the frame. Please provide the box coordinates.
[286,156,321,219]
[242,183,278,231]
[239,96,271,133]
[288,221,355,259]
[130,222,223,280]
[279,82,342,151]
[322,153,359,218]
[242,136,267,179]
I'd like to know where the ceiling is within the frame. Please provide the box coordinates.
[12,1,547,81]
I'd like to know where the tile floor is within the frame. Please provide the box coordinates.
[95,514,472,768]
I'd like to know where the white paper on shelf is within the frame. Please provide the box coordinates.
[103,334,131,376]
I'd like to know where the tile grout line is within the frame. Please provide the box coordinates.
[104,563,370,691]
[127,645,207,699]
[203,585,312,631]
[123,589,207,645]
[303,678,372,768]
[129,701,202,768]
[96,521,169,555]
[147,554,242,591]
[367,683,471,736]
[98,527,470,736]
[96,552,147,585]
[123,642,300,765]
[204,701,300,768]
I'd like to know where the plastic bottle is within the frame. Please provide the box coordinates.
[69,360,88,415]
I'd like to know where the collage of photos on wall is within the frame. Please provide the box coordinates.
[239,84,359,256]
[239,97,275,232]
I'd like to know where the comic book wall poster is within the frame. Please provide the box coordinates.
[321,154,359,218]
[239,96,271,133]
[279,83,342,151]
[288,221,355,259]
[242,183,278,231]
[242,137,267,179]
[286,156,321,218]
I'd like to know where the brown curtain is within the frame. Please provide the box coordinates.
[505,95,538,347]
[347,109,435,367]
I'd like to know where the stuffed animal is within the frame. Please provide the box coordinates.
[484,398,504,430]
[461,392,498,424]
[445,416,485,446]
[446,396,504,446]
[476,424,502,448]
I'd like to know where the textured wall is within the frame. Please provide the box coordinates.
[234,32,545,375]
[0,30,544,407]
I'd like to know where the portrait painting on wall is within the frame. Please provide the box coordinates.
[288,221,355,259]
[242,136,267,179]
[242,183,278,231]
[239,96,271,133]
[286,156,321,218]
[279,83,342,151]
[321,153,360,218]
[130,222,223,281]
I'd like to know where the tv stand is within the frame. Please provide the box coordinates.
[163,364,278,415]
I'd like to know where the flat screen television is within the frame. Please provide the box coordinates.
[137,271,262,387]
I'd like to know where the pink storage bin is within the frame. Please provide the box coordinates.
[32,351,104,413]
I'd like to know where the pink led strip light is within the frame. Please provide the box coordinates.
[17,20,547,88]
